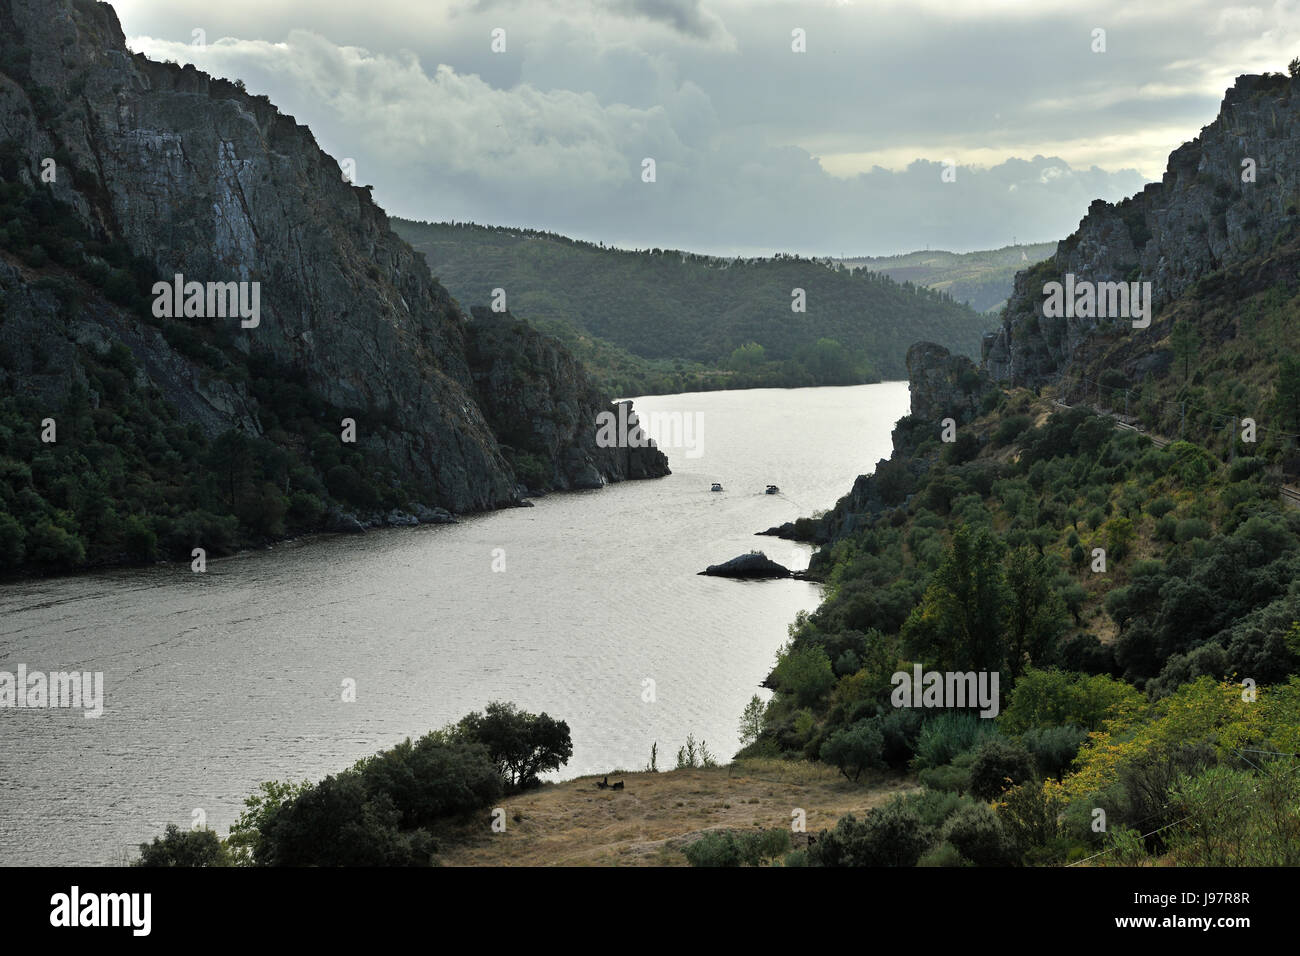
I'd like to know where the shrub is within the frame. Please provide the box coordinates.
[1166,762,1300,866]
[683,830,741,867]
[968,737,1036,801]
[354,733,502,827]
[1020,724,1088,779]
[1146,496,1176,519]
[941,804,1018,866]
[995,780,1065,861]
[133,824,230,867]
[918,761,971,794]
[1000,669,1142,734]
[899,788,973,830]
[1174,517,1212,543]
[738,828,793,866]
[1053,633,1116,676]
[809,800,932,867]
[876,707,923,768]
[993,415,1033,447]
[917,840,967,867]
[258,773,436,866]
[912,712,999,770]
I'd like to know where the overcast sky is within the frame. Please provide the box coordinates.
[112,0,1300,257]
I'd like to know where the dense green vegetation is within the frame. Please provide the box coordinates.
[392,219,995,396]
[841,242,1058,314]
[740,371,1300,864]
[133,701,571,866]
[1059,238,1300,475]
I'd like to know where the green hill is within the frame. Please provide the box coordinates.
[842,243,1057,313]
[392,219,997,395]
[740,72,1300,869]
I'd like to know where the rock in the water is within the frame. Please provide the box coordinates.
[386,510,420,527]
[699,551,793,579]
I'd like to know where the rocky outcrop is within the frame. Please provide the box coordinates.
[906,341,996,426]
[699,551,794,579]
[988,72,1300,386]
[465,308,669,491]
[0,0,667,521]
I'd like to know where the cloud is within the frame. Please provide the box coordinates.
[114,0,1300,256]
[607,0,730,40]
[461,0,733,43]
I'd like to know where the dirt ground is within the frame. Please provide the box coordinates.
[431,759,919,866]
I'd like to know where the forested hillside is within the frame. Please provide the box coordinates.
[842,243,1057,313]
[393,219,996,395]
[736,70,1300,868]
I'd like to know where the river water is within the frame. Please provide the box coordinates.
[0,382,908,865]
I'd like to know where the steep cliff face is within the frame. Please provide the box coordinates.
[465,308,669,492]
[906,341,997,426]
[0,0,666,534]
[986,72,1300,387]
[803,72,1300,561]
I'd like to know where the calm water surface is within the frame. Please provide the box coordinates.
[0,382,908,865]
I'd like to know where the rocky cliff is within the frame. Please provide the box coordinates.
[0,0,666,567]
[465,307,668,492]
[794,71,1300,563]
[985,72,1300,387]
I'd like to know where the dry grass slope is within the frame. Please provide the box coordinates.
[431,760,919,866]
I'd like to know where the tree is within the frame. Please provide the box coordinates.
[227,779,309,866]
[356,733,502,827]
[738,694,766,747]
[902,525,1006,672]
[1289,57,1300,78]
[455,701,573,790]
[0,512,25,570]
[1276,355,1300,431]
[772,644,835,707]
[726,342,766,371]
[1104,516,1135,561]
[26,519,85,570]
[1169,321,1199,384]
[819,719,884,781]
[1003,546,1067,676]
[134,824,230,867]
[968,737,1036,801]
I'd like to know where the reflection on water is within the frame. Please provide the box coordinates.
[0,382,908,865]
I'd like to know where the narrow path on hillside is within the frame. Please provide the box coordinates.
[1052,399,1300,508]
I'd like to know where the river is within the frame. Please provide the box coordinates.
[0,382,908,865]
